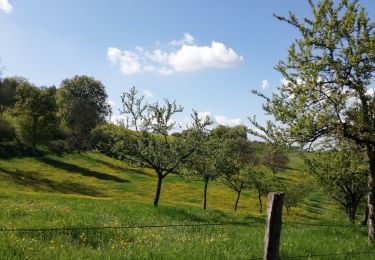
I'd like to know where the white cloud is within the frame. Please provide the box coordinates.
[135,46,144,53]
[108,99,115,108]
[143,65,155,72]
[0,0,12,13]
[215,115,241,127]
[142,89,153,97]
[367,88,374,97]
[169,33,194,46]
[159,67,174,75]
[110,115,127,125]
[260,80,269,89]
[280,77,304,86]
[146,49,169,64]
[280,78,290,86]
[197,111,211,120]
[107,47,141,75]
[107,33,244,75]
[169,41,243,72]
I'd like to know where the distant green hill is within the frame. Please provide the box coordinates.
[0,151,373,259]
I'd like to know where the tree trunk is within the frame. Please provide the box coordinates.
[234,190,241,211]
[153,173,163,207]
[367,148,375,240]
[258,190,263,213]
[31,117,37,156]
[203,178,209,210]
[362,206,369,226]
[347,206,356,223]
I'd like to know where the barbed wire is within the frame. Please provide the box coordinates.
[282,251,375,259]
[283,220,370,228]
[0,221,261,233]
[0,219,371,233]
[248,250,375,260]
[1,220,374,259]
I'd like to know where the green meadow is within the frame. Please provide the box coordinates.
[0,151,374,259]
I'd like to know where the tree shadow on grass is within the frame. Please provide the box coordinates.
[156,206,211,222]
[38,157,129,183]
[0,167,104,197]
[83,154,154,178]
[83,154,128,172]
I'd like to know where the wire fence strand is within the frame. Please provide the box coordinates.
[1,220,374,259]
[282,251,375,259]
[0,219,372,233]
[0,221,261,233]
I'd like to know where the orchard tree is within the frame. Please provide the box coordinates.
[305,140,367,222]
[215,125,254,211]
[253,0,375,239]
[57,75,111,149]
[182,111,219,210]
[247,166,276,213]
[120,87,199,207]
[249,119,290,175]
[282,182,312,214]
[222,166,250,212]
[263,147,289,175]
[120,86,147,131]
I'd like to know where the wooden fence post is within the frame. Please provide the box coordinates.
[264,192,285,260]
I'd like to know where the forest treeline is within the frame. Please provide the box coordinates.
[0,75,304,211]
[0,75,110,156]
[0,74,369,223]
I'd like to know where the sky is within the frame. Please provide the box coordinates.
[0,0,374,130]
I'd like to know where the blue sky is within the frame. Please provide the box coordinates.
[0,0,374,129]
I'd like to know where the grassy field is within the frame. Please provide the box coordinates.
[0,151,374,259]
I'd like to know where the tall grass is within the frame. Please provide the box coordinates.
[0,151,372,259]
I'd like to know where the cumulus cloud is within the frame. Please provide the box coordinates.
[110,115,127,125]
[169,33,194,46]
[367,87,374,97]
[0,0,12,13]
[143,89,153,97]
[107,33,244,75]
[260,80,269,89]
[168,41,243,72]
[197,111,211,120]
[215,115,241,127]
[108,99,115,108]
[107,47,141,75]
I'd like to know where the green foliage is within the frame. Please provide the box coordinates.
[91,123,135,158]
[257,0,374,148]
[0,116,15,142]
[0,115,20,158]
[120,86,147,130]
[305,140,368,222]
[12,82,58,154]
[252,0,375,237]
[183,134,220,182]
[282,181,312,214]
[214,125,255,211]
[263,147,289,174]
[0,76,27,115]
[182,112,222,209]
[57,75,111,149]
[246,165,277,213]
[120,87,198,206]
[47,140,74,155]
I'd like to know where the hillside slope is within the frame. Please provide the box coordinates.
[0,151,373,259]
